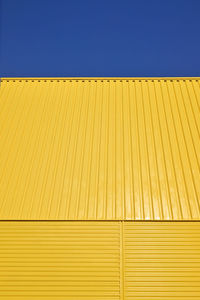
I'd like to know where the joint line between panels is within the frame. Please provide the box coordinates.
[120,221,125,300]
[1,219,200,222]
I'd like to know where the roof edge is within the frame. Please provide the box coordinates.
[1,77,200,81]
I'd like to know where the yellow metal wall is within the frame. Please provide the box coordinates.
[0,221,121,300]
[1,78,200,299]
[0,221,200,299]
[0,78,200,220]
[124,222,200,299]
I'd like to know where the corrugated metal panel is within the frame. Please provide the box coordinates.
[0,78,200,220]
[124,222,200,300]
[1,221,200,299]
[0,221,120,299]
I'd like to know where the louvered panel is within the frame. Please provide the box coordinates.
[0,78,200,220]
[123,222,200,300]
[0,221,120,300]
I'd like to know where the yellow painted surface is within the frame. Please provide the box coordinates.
[0,78,200,220]
[0,221,121,300]
[124,222,200,299]
[0,221,200,299]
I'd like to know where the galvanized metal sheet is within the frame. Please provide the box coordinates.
[0,78,200,220]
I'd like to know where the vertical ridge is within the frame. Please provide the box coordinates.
[146,81,164,220]
[167,81,193,218]
[157,80,183,219]
[141,81,154,219]
[0,79,200,220]
[127,81,135,219]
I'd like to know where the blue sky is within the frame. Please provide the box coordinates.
[1,0,200,77]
